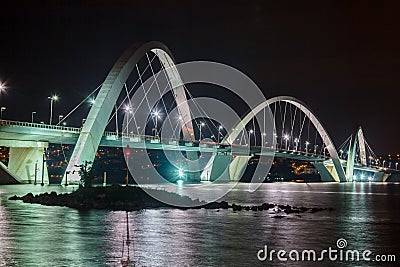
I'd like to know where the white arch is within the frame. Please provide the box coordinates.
[64,41,194,183]
[225,96,346,182]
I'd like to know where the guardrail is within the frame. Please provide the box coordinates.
[0,119,81,133]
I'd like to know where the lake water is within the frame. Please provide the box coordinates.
[0,183,399,266]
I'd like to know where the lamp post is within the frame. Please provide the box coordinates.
[262,132,267,147]
[198,121,205,141]
[294,138,299,151]
[152,111,161,138]
[124,105,132,136]
[396,162,398,170]
[283,134,289,150]
[313,145,318,155]
[48,95,58,125]
[218,125,223,143]
[58,115,63,124]
[31,111,36,123]
[305,141,310,154]
[248,129,254,146]
[0,107,6,119]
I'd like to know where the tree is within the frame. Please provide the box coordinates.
[76,161,94,187]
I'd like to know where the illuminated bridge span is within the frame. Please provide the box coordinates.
[0,41,395,184]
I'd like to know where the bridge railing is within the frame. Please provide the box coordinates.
[0,119,81,133]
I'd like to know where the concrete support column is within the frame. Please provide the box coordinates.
[313,161,337,182]
[229,155,251,181]
[5,141,49,184]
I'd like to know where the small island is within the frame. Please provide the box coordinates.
[9,162,334,214]
[9,184,334,215]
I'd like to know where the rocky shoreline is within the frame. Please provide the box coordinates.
[9,184,334,215]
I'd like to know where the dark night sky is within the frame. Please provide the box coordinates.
[0,0,399,154]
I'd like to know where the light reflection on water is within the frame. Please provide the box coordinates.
[0,183,399,266]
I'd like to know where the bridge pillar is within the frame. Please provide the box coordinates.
[346,134,357,181]
[382,173,391,182]
[313,161,339,182]
[0,141,49,184]
[229,155,251,181]
[207,154,231,182]
[201,154,251,182]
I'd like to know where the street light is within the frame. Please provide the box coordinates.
[198,121,205,141]
[294,138,299,151]
[0,107,6,120]
[48,95,58,125]
[248,129,254,146]
[283,134,289,150]
[305,141,310,153]
[218,125,223,143]
[313,144,318,155]
[152,110,161,138]
[58,115,63,124]
[124,105,133,136]
[382,160,386,168]
[0,81,6,92]
[31,111,36,123]
[396,162,398,170]
[262,132,267,147]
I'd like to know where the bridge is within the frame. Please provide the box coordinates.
[0,41,397,184]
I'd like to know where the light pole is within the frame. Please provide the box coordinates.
[305,141,310,153]
[48,95,58,125]
[283,134,289,150]
[198,121,205,141]
[313,145,318,155]
[294,138,299,151]
[248,129,254,145]
[124,105,133,136]
[262,132,267,147]
[396,162,398,170]
[58,115,63,124]
[152,111,161,138]
[0,82,5,92]
[31,111,36,123]
[218,125,223,143]
[0,107,6,120]
[382,160,386,168]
